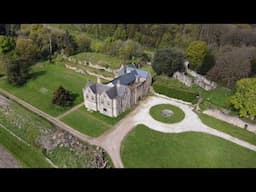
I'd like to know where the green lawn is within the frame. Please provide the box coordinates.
[198,113,256,146]
[121,125,256,168]
[61,104,135,137]
[194,85,232,108]
[61,107,112,137]
[0,62,96,116]
[149,104,185,123]
[0,126,52,168]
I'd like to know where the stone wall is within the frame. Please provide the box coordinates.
[63,55,115,73]
[65,64,112,81]
[173,72,193,87]
[186,69,217,90]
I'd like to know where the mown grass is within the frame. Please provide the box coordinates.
[121,125,256,168]
[61,107,111,137]
[149,104,185,123]
[0,62,96,116]
[198,113,256,146]
[61,106,133,137]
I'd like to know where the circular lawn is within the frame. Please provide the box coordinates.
[121,125,256,168]
[149,104,185,123]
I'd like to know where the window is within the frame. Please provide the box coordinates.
[101,100,104,104]
[91,96,94,100]
[107,101,110,106]
[86,94,89,99]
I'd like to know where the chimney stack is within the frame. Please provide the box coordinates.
[117,79,120,87]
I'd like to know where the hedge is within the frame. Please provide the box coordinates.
[153,83,198,104]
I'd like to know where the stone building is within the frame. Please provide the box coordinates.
[83,64,151,117]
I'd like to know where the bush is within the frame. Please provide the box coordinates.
[52,86,75,107]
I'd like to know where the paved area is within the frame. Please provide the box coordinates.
[0,145,21,168]
[204,109,256,133]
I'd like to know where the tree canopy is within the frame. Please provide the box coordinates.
[152,48,185,76]
[229,78,256,119]
[185,41,208,71]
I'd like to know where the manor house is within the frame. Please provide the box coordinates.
[83,64,151,117]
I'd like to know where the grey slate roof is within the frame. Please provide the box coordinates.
[117,64,150,79]
[84,64,149,99]
[111,70,137,85]
[106,84,127,99]
[87,82,110,94]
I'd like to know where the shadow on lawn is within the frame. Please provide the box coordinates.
[71,93,79,101]
[29,71,47,80]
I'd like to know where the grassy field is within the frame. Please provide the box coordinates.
[0,97,112,168]
[149,104,185,123]
[0,101,55,145]
[0,127,52,168]
[61,107,112,137]
[0,101,54,167]
[70,52,123,69]
[0,62,96,116]
[61,106,133,137]
[121,125,256,168]
[198,113,256,146]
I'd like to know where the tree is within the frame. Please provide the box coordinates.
[5,56,30,86]
[119,39,143,60]
[207,46,256,87]
[62,30,78,56]
[74,33,91,52]
[52,86,74,107]
[0,35,15,53]
[152,48,185,76]
[185,41,208,70]
[113,25,127,41]
[197,50,216,75]
[16,38,38,63]
[250,58,256,76]
[229,78,256,119]
[0,55,7,75]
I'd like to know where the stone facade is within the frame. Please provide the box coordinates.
[83,64,151,117]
